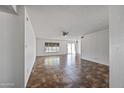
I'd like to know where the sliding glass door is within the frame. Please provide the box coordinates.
[67,43,76,54]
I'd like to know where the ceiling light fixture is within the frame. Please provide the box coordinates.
[62,31,69,36]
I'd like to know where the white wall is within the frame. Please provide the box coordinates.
[36,38,78,56]
[81,29,109,65]
[0,6,24,88]
[109,6,124,88]
[25,8,36,87]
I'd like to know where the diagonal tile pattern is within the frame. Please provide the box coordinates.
[27,54,109,88]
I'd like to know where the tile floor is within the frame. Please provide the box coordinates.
[27,54,109,88]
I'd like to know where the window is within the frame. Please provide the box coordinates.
[45,42,60,53]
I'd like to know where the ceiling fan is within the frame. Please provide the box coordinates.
[62,31,69,36]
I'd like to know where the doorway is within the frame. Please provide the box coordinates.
[67,43,76,54]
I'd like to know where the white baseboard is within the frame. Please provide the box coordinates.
[81,57,109,66]
[25,57,36,87]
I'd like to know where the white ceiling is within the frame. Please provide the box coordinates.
[26,5,109,40]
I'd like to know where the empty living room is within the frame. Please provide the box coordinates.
[25,5,109,88]
[0,4,124,89]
